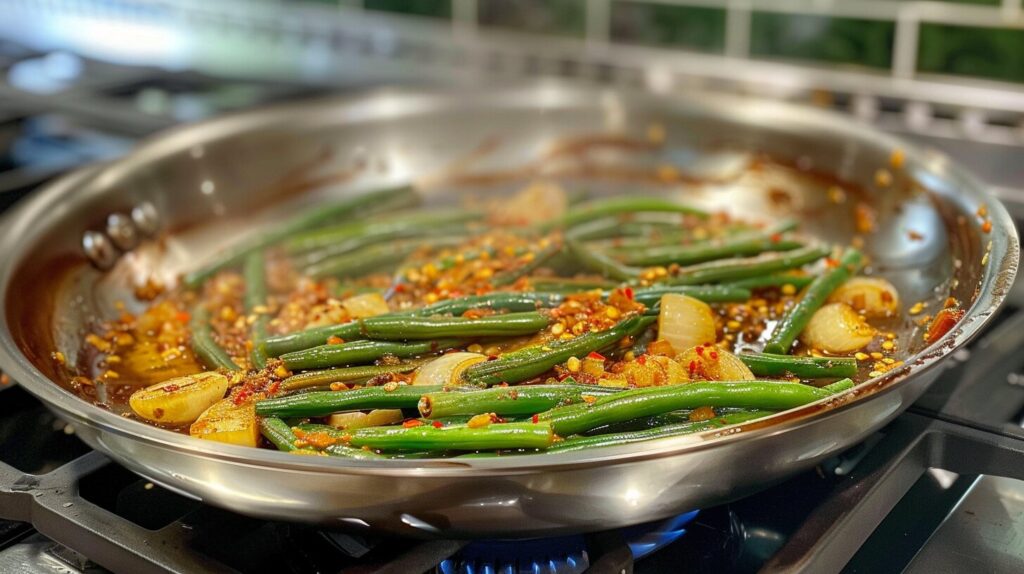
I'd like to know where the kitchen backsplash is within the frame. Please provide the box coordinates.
[314,0,1024,84]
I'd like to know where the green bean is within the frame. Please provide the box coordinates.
[580,407,768,435]
[630,285,752,305]
[347,421,554,451]
[255,384,444,417]
[566,238,639,281]
[295,226,468,268]
[539,379,850,436]
[263,292,565,357]
[823,379,855,393]
[281,339,463,371]
[462,314,656,387]
[293,424,442,458]
[260,417,303,452]
[492,240,563,287]
[622,236,804,267]
[243,253,269,370]
[189,305,241,371]
[548,410,775,452]
[566,189,591,206]
[727,273,816,290]
[418,385,621,419]
[420,292,565,316]
[739,352,858,379]
[304,239,460,280]
[566,215,690,241]
[323,444,388,459]
[764,249,863,355]
[266,323,365,358]
[664,245,830,285]
[529,277,618,292]
[285,208,481,254]
[280,361,427,392]
[599,222,764,253]
[184,185,416,288]
[563,219,632,241]
[360,312,551,341]
[541,196,708,232]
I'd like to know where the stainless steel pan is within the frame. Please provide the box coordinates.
[0,84,1016,538]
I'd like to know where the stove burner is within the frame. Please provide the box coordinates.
[439,510,698,574]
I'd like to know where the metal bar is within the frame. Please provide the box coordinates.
[724,0,751,59]
[1003,0,1022,18]
[762,413,1024,573]
[760,417,931,573]
[586,0,612,46]
[585,530,634,574]
[892,7,920,79]
[451,0,477,39]
[0,451,233,574]
[355,539,467,574]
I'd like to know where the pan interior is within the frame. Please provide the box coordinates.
[2,87,988,430]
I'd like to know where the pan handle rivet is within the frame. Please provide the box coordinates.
[131,202,160,236]
[106,213,138,251]
[83,231,117,270]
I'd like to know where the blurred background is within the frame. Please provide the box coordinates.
[3,0,1024,213]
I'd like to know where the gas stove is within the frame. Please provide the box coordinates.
[0,40,1023,574]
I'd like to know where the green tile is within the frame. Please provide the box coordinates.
[919,23,1024,83]
[364,0,451,19]
[478,0,586,37]
[883,0,997,4]
[610,2,725,53]
[750,13,894,69]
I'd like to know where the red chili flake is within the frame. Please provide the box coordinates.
[688,360,698,376]
[587,351,607,361]
[394,284,406,293]
[267,381,281,394]
[402,419,423,428]
[637,354,647,365]
[487,355,500,361]
[770,233,782,243]
[710,351,719,360]
[489,413,506,423]
[432,421,443,429]
[695,346,705,356]
[161,384,180,393]
[232,389,252,406]
[925,308,965,345]
[557,372,571,381]
[824,258,839,268]
[175,311,190,323]
[531,414,540,424]
[981,220,992,233]
[624,287,634,300]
